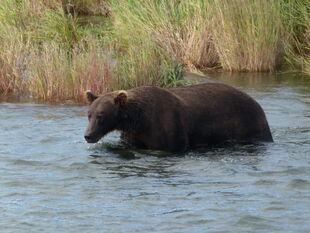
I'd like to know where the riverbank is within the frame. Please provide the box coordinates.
[0,0,309,102]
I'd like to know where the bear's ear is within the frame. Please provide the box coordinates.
[85,90,98,104]
[114,90,128,106]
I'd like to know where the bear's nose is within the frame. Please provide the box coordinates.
[84,135,91,141]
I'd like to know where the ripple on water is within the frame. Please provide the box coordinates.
[10,159,49,167]
[235,215,279,231]
[288,179,310,190]
[248,166,310,177]
[253,179,278,186]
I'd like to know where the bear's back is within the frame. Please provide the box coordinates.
[168,83,273,143]
[168,83,262,119]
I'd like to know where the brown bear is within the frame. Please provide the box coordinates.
[84,83,273,152]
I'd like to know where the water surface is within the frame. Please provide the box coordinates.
[1,72,310,232]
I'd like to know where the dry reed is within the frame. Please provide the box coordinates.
[28,39,112,102]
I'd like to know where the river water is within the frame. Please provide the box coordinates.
[0,73,310,233]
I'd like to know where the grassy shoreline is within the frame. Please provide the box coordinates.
[0,0,309,102]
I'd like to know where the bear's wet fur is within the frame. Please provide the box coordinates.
[84,83,273,152]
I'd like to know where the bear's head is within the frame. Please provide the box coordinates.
[84,90,127,143]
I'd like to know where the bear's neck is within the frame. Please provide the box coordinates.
[116,101,145,133]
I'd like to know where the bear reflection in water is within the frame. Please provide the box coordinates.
[84,83,273,152]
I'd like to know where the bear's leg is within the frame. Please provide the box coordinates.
[120,132,148,149]
[168,130,188,152]
[150,129,188,152]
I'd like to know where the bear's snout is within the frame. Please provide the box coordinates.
[84,134,91,141]
[84,134,99,143]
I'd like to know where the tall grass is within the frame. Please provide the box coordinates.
[112,0,310,73]
[210,0,285,72]
[0,0,309,102]
[0,39,29,95]
[113,40,185,89]
[28,39,112,102]
[61,0,110,16]
[0,3,31,95]
[111,0,219,71]
[280,0,310,73]
[0,0,113,101]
